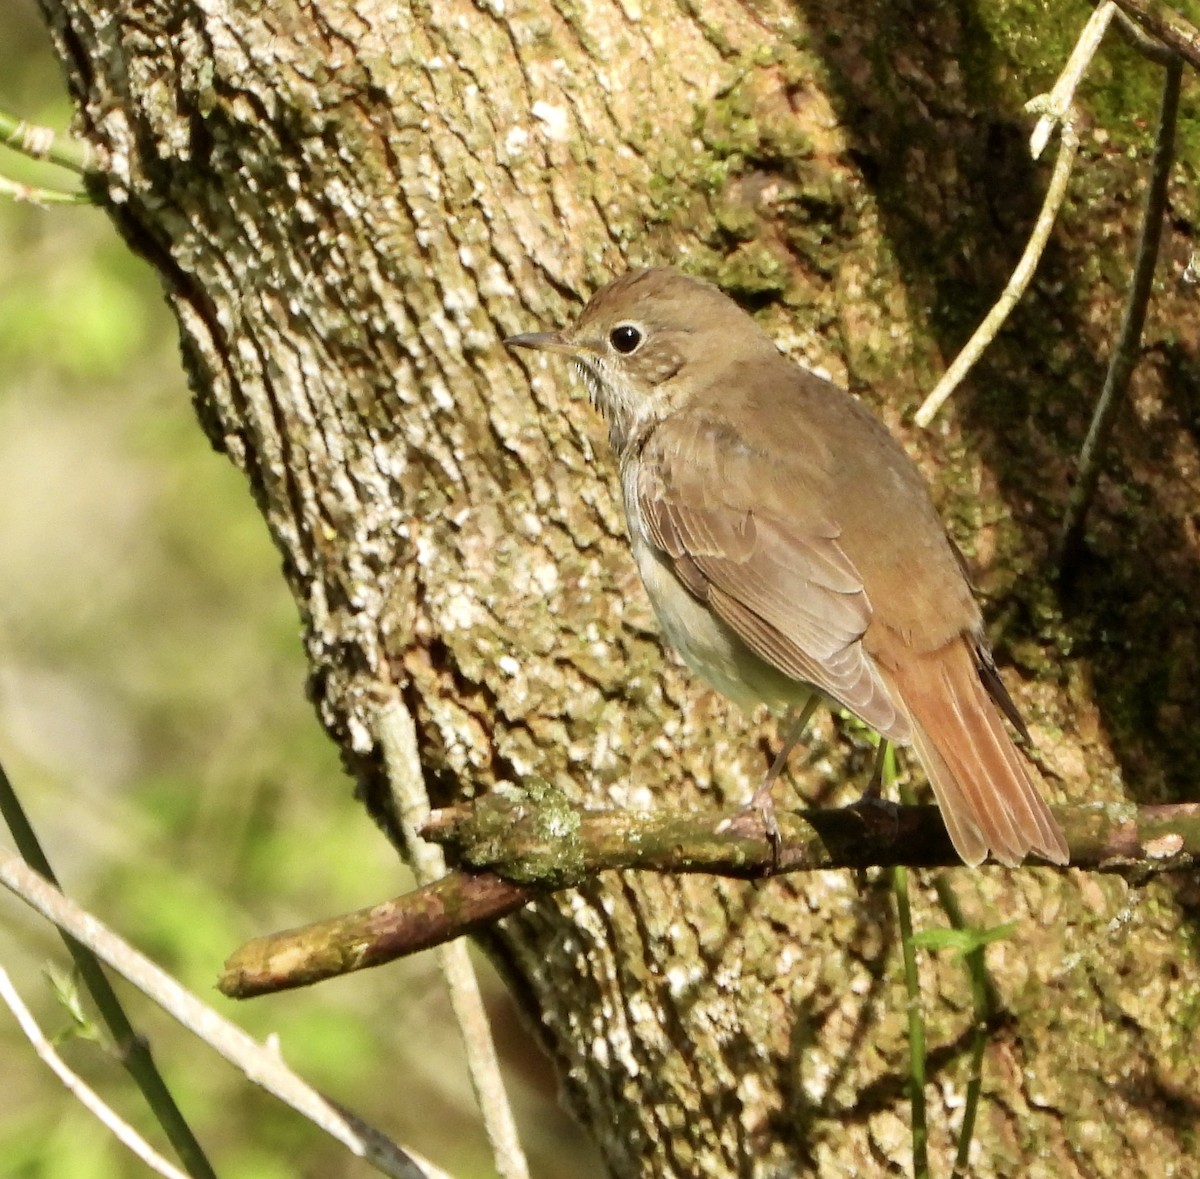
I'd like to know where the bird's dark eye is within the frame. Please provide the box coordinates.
[609,324,643,354]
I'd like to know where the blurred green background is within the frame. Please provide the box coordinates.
[0,4,595,1176]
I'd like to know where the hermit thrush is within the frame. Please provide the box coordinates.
[506,268,1068,867]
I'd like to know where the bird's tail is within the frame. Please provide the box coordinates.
[885,639,1068,867]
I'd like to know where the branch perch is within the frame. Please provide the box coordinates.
[220,794,1200,998]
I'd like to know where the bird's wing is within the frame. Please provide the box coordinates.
[634,409,908,739]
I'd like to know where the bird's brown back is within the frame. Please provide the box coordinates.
[681,355,981,661]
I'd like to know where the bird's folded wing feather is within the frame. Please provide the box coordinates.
[635,412,908,739]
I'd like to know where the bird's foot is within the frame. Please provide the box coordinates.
[843,791,902,841]
[716,778,783,868]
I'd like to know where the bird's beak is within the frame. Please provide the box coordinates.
[504,330,582,356]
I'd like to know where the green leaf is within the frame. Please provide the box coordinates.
[43,963,103,1046]
[909,922,1017,959]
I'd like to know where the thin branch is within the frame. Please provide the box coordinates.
[1059,50,1183,576]
[1113,8,1181,63]
[913,108,1080,426]
[0,174,91,205]
[0,847,453,1179]
[0,968,191,1179]
[1108,0,1200,70]
[219,795,1200,998]
[221,871,536,998]
[376,693,531,1179]
[1030,2,1116,160]
[914,0,1121,426]
[0,756,217,1179]
[0,108,99,174]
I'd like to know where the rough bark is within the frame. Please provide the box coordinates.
[36,1,1200,1176]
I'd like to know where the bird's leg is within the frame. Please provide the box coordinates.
[862,738,890,801]
[845,738,901,853]
[725,694,821,860]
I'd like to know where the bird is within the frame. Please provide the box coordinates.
[506,267,1069,867]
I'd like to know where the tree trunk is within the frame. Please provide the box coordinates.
[37,0,1200,1175]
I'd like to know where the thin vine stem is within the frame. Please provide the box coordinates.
[0,755,218,1179]
[893,864,930,1179]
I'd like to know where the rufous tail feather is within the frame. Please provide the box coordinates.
[886,640,1068,867]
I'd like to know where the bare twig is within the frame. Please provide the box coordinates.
[0,847,453,1179]
[0,756,217,1179]
[376,694,531,1179]
[914,109,1081,426]
[219,795,1200,998]
[1059,51,1183,576]
[220,871,535,998]
[0,969,191,1179]
[914,0,1124,427]
[1108,0,1200,70]
[0,174,90,205]
[1113,8,1181,63]
[0,108,98,173]
[1030,2,1116,160]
